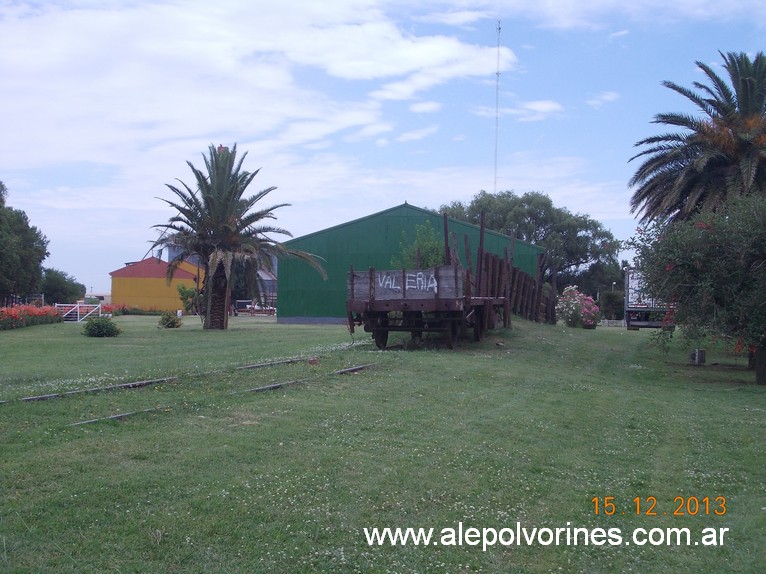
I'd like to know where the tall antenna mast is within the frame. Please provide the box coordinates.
[494,19,501,194]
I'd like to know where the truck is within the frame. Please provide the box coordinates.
[624,267,674,330]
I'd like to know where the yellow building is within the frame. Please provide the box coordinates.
[110,257,202,312]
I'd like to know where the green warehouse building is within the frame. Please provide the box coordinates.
[276,203,544,323]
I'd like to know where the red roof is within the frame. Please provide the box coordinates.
[109,257,197,280]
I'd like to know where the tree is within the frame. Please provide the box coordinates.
[630,195,766,384]
[441,190,520,235]
[42,268,85,304]
[153,144,324,330]
[391,221,444,269]
[629,51,766,223]
[439,190,620,293]
[0,180,49,305]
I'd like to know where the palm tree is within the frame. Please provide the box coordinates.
[629,51,766,223]
[153,144,324,330]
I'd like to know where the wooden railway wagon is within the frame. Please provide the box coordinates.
[346,262,510,349]
[346,212,554,349]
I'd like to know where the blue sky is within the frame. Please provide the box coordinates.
[1,1,764,293]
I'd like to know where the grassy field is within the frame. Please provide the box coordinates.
[1,315,764,573]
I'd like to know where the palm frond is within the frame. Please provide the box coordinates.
[630,51,766,223]
[154,143,326,328]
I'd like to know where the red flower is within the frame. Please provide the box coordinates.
[0,305,61,330]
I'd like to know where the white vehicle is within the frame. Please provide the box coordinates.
[235,300,276,316]
[247,302,276,316]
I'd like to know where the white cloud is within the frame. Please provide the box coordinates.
[396,125,440,142]
[369,43,516,100]
[586,91,620,108]
[473,100,565,122]
[494,151,633,222]
[486,0,766,28]
[410,101,443,113]
[345,122,395,142]
[416,10,490,26]
[1,0,763,293]
[516,100,565,121]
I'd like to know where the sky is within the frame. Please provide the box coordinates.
[1,1,765,294]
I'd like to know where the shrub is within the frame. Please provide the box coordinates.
[82,317,121,337]
[177,284,201,315]
[391,220,445,269]
[158,311,182,329]
[556,286,600,328]
[120,306,162,316]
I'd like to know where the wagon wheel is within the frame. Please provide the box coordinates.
[373,314,389,349]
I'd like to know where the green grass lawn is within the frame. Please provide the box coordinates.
[1,316,764,573]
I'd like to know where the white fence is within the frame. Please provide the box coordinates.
[55,303,102,322]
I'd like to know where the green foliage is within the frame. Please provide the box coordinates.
[630,195,766,383]
[153,144,324,330]
[82,317,122,337]
[390,220,444,268]
[176,284,200,315]
[41,268,86,304]
[158,311,183,329]
[439,190,619,290]
[648,327,675,355]
[598,289,625,320]
[119,306,162,316]
[559,259,624,299]
[0,180,49,303]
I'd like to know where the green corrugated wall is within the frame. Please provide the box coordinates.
[277,203,544,322]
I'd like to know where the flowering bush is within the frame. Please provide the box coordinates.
[556,286,600,328]
[0,305,63,331]
[101,303,125,316]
